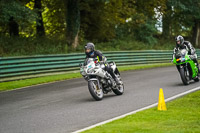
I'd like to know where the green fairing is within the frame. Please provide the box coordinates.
[173,51,198,78]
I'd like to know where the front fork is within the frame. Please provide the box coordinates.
[88,78,101,89]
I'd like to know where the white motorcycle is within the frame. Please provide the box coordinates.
[80,58,124,101]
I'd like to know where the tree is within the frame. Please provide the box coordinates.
[133,0,167,44]
[42,0,66,38]
[80,0,120,42]
[80,0,139,42]
[65,0,80,48]
[192,19,200,47]
[0,0,36,37]
[169,0,200,47]
[162,1,172,38]
[34,0,45,36]
[9,17,19,36]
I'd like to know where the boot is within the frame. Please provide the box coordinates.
[195,62,200,74]
[193,59,200,74]
[198,64,200,74]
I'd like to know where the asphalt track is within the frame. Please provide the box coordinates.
[0,66,200,133]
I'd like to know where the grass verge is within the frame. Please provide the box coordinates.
[82,90,200,133]
[0,73,81,92]
[0,63,173,92]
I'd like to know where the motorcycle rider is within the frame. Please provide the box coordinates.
[84,42,121,85]
[173,35,199,72]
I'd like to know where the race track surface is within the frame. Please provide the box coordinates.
[0,66,199,133]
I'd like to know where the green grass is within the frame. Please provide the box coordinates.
[118,63,173,71]
[0,63,173,92]
[82,90,200,133]
[0,72,81,91]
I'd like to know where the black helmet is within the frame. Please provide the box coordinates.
[85,42,95,56]
[175,35,184,47]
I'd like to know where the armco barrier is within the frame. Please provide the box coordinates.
[1,50,200,82]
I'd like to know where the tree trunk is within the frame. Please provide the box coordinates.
[9,17,19,37]
[162,3,171,39]
[34,0,45,36]
[192,20,200,48]
[65,0,80,48]
[162,16,171,38]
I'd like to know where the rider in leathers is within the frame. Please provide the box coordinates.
[173,35,199,72]
[84,42,121,85]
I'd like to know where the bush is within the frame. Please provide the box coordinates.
[0,37,68,56]
[0,36,174,57]
[95,37,153,51]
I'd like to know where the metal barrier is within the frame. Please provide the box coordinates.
[1,50,200,82]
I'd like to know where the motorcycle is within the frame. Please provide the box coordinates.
[80,58,124,101]
[173,49,199,85]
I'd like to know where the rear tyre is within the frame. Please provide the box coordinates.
[88,81,103,101]
[180,67,190,85]
[112,84,124,95]
[112,75,124,95]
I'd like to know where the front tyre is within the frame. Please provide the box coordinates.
[180,67,190,85]
[88,81,103,101]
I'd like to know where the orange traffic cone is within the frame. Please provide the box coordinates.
[157,88,167,111]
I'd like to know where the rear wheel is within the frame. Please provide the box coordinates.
[112,75,124,95]
[180,67,190,85]
[112,84,124,95]
[88,80,103,101]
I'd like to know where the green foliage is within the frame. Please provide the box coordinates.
[0,0,36,25]
[0,0,198,54]
[135,0,167,17]
[0,37,68,56]
[134,19,158,45]
[65,0,80,47]
[164,0,200,36]
[80,0,121,42]
[0,36,175,56]
[95,37,152,51]
[42,0,66,38]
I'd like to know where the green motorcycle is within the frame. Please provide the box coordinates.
[173,49,199,85]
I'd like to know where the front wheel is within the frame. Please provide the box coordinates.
[88,80,103,101]
[180,67,190,85]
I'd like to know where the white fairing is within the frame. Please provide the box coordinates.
[80,58,107,78]
[93,67,106,78]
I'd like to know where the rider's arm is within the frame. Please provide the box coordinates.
[173,47,177,54]
[172,47,177,60]
[96,51,107,63]
[186,41,196,55]
[84,57,88,66]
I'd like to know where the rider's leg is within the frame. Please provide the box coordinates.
[193,58,200,73]
[105,65,121,85]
